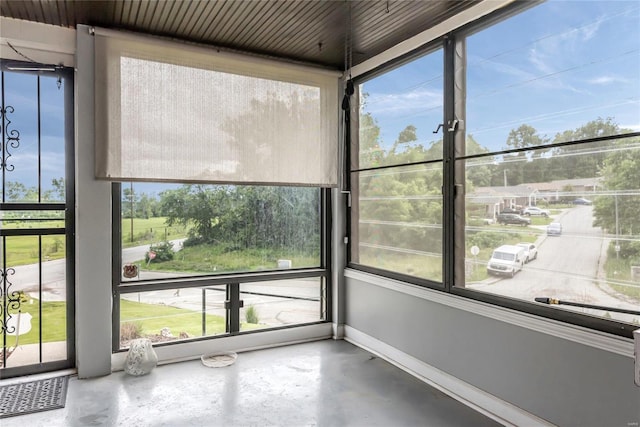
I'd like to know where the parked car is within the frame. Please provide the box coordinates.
[496,213,531,226]
[500,207,523,215]
[487,245,526,277]
[572,198,592,205]
[516,242,538,263]
[547,222,562,236]
[522,206,550,217]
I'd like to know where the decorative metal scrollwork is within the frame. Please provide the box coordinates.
[1,106,21,172]
[1,268,21,334]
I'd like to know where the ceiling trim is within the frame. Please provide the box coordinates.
[1,17,75,67]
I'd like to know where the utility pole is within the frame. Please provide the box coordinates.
[503,169,508,187]
[615,194,619,260]
[130,182,134,243]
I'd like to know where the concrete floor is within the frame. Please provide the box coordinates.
[2,339,502,427]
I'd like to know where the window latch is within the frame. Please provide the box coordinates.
[341,190,351,207]
[448,120,459,132]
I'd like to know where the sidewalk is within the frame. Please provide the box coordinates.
[1,341,67,369]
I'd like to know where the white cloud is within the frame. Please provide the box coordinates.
[365,88,442,116]
[587,75,629,85]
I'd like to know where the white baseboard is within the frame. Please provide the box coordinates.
[344,326,555,427]
[332,323,345,339]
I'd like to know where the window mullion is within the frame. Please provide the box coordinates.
[442,36,457,292]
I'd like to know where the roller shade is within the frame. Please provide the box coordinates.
[94,28,339,187]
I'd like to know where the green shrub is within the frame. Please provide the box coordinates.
[468,231,504,250]
[245,305,259,324]
[145,241,174,263]
[120,321,144,341]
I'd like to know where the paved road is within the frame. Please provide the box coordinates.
[469,206,639,323]
[5,238,187,300]
[5,236,322,331]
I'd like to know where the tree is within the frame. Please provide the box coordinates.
[506,124,549,150]
[159,184,319,254]
[5,181,37,202]
[499,124,551,185]
[548,118,621,180]
[160,185,226,245]
[465,135,493,188]
[593,135,640,250]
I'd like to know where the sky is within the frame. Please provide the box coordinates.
[361,0,640,154]
[1,0,639,194]
[1,71,66,194]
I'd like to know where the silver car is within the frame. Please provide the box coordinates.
[547,222,562,236]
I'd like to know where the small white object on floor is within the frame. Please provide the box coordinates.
[124,338,158,376]
[201,352,237,368]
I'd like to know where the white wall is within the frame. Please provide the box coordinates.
[344,270,640,427]
[75,25,114,378]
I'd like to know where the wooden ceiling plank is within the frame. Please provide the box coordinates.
[286,2,342,57]
[173,0,200,37]
[194,1,229,42]
[0,0,480,70]
[260,1,328,54]
[162,0,193,35]
[216,1,261,44]
[183,1,220,40]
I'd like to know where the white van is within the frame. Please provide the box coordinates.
[486,244,525,278]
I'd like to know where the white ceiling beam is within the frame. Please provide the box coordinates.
[0,17,76,67]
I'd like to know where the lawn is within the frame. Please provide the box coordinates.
[605,256,640,301]
[120,217,188,248]
[144,244,319,274]
[2,216,67,265]
[120,298,227,339]
[6,297,68,345]
[5,296,252,346]
[2,217,188,267]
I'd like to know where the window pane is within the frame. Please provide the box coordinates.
[0,73,66,203]
[1,235,68,367]
[356,48,443,170]
[461,136,640,325]
[352,46,444,281]
[352,164,443,282]
[460,1,640,327]
[240,277,324,331]
[120,183,321,281]
[465,1,640,155]
[119,285,227,348]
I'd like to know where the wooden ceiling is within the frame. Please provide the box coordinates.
[0,0,481,70]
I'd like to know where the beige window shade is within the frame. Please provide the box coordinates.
[94,28,339,187]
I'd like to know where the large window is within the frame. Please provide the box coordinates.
[113,182,328,349]
[350,0,640,337]
[351,48,444,284]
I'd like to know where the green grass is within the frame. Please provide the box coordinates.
[3,235,66,267]
[360,249,442,281]
[120,298,227,338]
[144,244,319,274]
[605,256,640,300]
[6,297,67,345]
[5,296,262,348]
[121,217,188,248]
[2,217,188,267]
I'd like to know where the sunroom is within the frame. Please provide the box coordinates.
[1,1,639,426]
